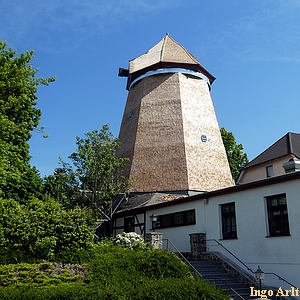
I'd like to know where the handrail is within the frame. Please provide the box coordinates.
[206,239,298,290]
[162,239,245,300]
[162,238,202,279]
[265,272,297,289]
[206,239,254,273]
[211,278,245,300]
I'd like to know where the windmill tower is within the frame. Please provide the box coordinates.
[118,34,233,195]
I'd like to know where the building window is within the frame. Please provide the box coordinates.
[266,194,290,236]
[221,202,237,239]
[266,165,274,178]
[124,216,134,232]
[158,209,196,229]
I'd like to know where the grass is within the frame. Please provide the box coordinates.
[0,242,230,300]
[0,261,86,286]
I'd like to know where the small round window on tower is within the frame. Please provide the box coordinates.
[201,135,207,143]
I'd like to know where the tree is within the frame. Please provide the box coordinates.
[220,127,249,182]
[43,167,80,206]
[0,41,55,201]
[44,124,130,215]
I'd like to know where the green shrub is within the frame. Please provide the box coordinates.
[0,278,229,300]
[0,196,96,261]
[0,241,230,299]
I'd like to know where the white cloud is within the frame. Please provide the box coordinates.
[1,0,181,50]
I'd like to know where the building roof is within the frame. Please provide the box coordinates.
[117,193,187,213]
[126,34,216,86]
[244,132,300,169]
[129,34,200,73]
[114,171,300,218]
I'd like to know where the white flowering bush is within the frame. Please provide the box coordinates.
[114,232,148,250]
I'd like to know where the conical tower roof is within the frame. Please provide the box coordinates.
[125,34,215,88]
[129,34,200,72]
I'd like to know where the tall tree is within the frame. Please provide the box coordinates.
[220,127,249,182]
[44,124,130,215]
[0,41,55,201]
[43,167,80,206]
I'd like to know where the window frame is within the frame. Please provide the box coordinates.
[158,209,196,229]
[220,202,237,240]
[124,216,135,233]
[266,165,274,178]
[266,193,290,237]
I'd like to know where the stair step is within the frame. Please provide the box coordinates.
[189,260,252,299]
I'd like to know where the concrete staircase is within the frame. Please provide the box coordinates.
[189,260,253,299]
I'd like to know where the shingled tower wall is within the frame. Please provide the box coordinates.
[118,34,233,194]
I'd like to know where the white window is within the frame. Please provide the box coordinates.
[266,165,274,178]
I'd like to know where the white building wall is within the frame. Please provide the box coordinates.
[146,201,206,252]
[115,177,300,289]
[204,181,300,289]
[200,179,300,289]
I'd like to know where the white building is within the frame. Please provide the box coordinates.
[114,166,300,290]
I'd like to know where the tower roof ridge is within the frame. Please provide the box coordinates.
[160,33,168,62]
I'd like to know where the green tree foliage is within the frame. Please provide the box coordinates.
[0,196,96,260]
[220,127,249,181]
[44,124,130,214]
[0,41,55,201]
[43,167,79,205]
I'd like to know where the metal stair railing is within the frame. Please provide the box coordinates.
[210,278,246,300]
[162,238,202,279]
[162,238,246,300]
[206,239,299,299]
[264,272,297,291]
[206,239,254,273]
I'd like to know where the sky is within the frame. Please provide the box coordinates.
[1,0,300,177]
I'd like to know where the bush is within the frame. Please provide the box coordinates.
[0,196,96,261]
[0,279,229,300]
[86,243,192,282]
[0,244,230,299]
[113,232,151,250]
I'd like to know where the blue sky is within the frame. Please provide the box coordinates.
[1,0,300,176]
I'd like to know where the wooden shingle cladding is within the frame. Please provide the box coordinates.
[129,34,200,71]
[117,34,233,194]
[118,72,233,193]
